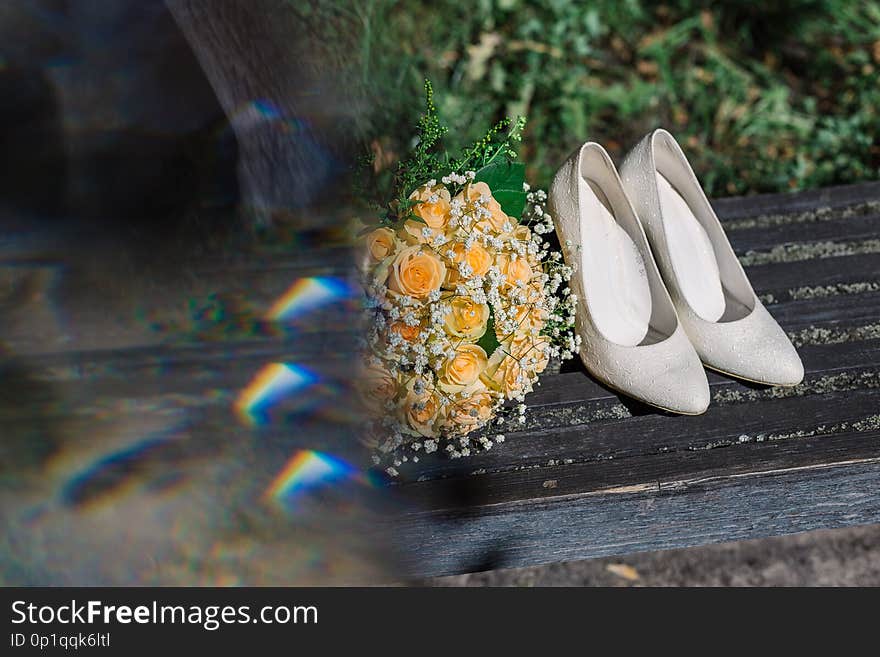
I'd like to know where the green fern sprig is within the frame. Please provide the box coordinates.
[364,79,526,230]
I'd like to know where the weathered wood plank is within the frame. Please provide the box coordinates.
[395,458,880,577]
[713,181,880,220]
[727,208,880,253]
[399,386,880,480]
[395,428,880,510]
[772,293,880,331]
[744,253,880,296]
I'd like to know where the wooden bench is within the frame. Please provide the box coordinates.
[2,181,878,583]
[393,181,880,577]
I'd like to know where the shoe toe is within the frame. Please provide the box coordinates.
[675,375,711,415]
[643,350,710,415]
[739,331,804,386]
[692,303,805,387]
[593,329,710,415]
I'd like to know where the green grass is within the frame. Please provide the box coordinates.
[341,0,880,197]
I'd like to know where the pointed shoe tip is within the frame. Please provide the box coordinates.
[640,381,711,416]
[647,396,710,416]
[677,390,711,416]
[767,358,805,388]
[705,354,804,388]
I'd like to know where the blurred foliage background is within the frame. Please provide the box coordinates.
[296,0,880,197]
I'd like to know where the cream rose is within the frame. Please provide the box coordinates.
[439,344,489,393]
[444,241,494,287]
[363,227,398,263]
[509,225,540,267]
[457,181,515,234]
[387,245,446,299]
[510,333,551,375]
[502,302,547,339]
[389,321,421,343]
[511,224,531,242]
[404,184,452,242]
[443,295,490,341]
[443,388,496,434]
[481,332,550,399]
[481,348,525,400]
[451,241,493,277]
[496,253,534,289]
[357,361,398,414]
[498,284,547,339]
[398,376,441,437]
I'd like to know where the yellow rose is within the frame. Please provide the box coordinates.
[496,253,534,289]
[511,225,531,242]
[438,344,489,393]
[500,301,547,340]
[497,284,547,339]
[389,321,421,343]
[458,181,515,234]
[404,184,452,242]
[509,225,540,267]
[357,361,399,414]
[510,333,551,375]
[398,376,441,437]
[481,332,549,398]
[450,241,493,277]
[363,227,398,264]
[444,241,494,287]
[443,388,496,434]
[387,245,446,299]
[481,348,525,400]
[443,295,490,341]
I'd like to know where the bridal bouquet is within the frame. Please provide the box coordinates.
[358,82,578,471]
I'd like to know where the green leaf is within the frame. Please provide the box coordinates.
[477,313,501,356]
[491,190,526,219]
[474,160,525,193]
[473,160,527,219]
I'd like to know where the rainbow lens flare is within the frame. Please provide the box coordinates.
[264,450,366,503]
[227,99,311,136]
[235,363,318,425]
[266,276,355,322]
[251,98,283,120]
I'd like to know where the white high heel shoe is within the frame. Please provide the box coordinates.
[549,142,710,415]
[620,129,804,386]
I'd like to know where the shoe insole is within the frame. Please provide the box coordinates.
[656,172,726,322]
[578,176,651,346]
